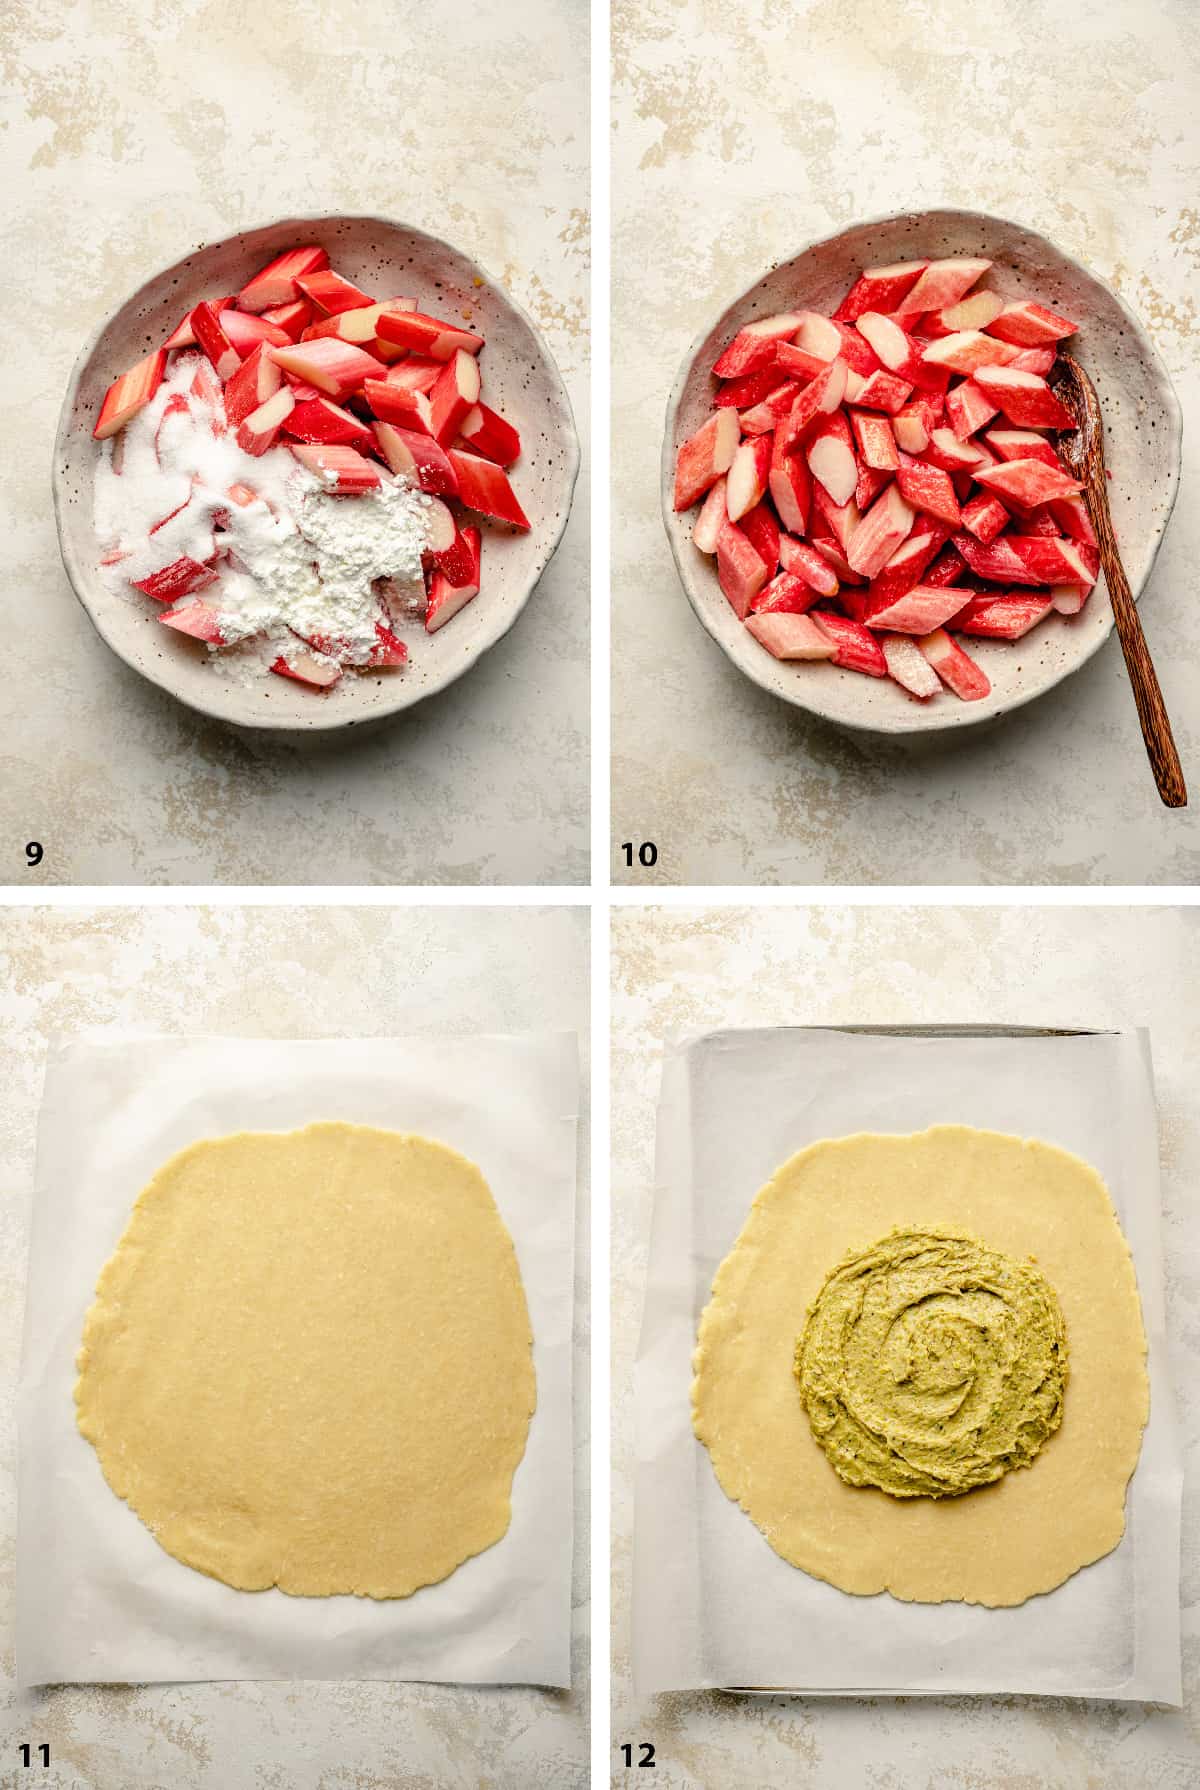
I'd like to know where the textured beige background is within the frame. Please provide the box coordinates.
[1,0,589,887]
[611,0,1200,887]
[0,904,590,1789]
[612,904,1199,1788]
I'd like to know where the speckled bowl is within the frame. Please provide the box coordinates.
[662,208,1182,734]
[54,214,579,732]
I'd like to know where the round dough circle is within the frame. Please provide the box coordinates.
[75,1123,536,1598]
[692,1126,1148,1606]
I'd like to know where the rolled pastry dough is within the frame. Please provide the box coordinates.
[76,1123,535,1598]
[692,1126,1148,1606]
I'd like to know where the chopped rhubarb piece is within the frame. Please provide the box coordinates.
[778,358,848,449]
[739,502,781,575]
[295,268,374,315]
[986,299,1079,347]
[673,407,740,510]
[458,402,520,466]
[726,434,772,522]
[810,484,860,551]
[896,456,961,529]
[714,366,783,409]
[779,536,840,596]
[811,611,888,677]
[260,297,315,340]
[1050,493,1098,546]
[189,364,222,410]
[960,492,1010,543]
[923,544,965,588]
[93,349,167,440]
[792,311,843,362]
[923,427,989,473]
[768,433,811,535]
[132,556,217,602]
[291,443,382,493]
[716,519,770,618]
[238,246,329,313]
[1010,347,1056,375]
[163,297,236,353]
[863,581,970,634]
[222,342,284,427]
[952,531,1030,583]
[378,359,441,399]
[305,299,410,348]
[739,381,800,435]
[1006,535,1099,586]
[849,409,899,471]
[806,410,857,505]
[190,302,241,380]
[746,611,835,659]
[692,475,728,554]
[972,456,1082,508]
[864,517,952,608]
[270,652,342,689]
[427,348,481,447]
[972,365,1075,429]
[919,329,1020,376]
[446,448,530,529]
[855,311,923,381]
[426,524,482,631]
[983,428,1062,468]
[775,341,831,382]
[831,322,881,377]
[283,377,322,400]
[287,395,375,452]
[895,258,992,316]
[955,589,1055,638]
[893,399,934,455]
[712,313,805,379]
[855,464,891,511]
[371,421,458,495]
[420,498,457,558]
[833,260,928,322]
[882,634,942,699]
[808,536,863,585]
[920,290,1004,336]
[153,393,192,463]
[236,386,295,456]
[364,379,434,433]
[847,482,915,579]
[375,307,485,360]
[1014,508,1061,538]
[159,601,228,643]
[366,622,410,666]
[918,627,991,700]
[219,310,289,355]
[849,369,912,414]
[1051,583,1090,615]
[270,338,382,400]
[945,379,998,441]
[749,570,821,617]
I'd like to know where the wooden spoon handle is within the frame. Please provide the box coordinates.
[1087,473,1186,808]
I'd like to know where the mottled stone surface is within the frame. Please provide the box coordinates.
[612,0,1200,886]
[611,905,1200,1787]
[0,904,590,1788]
[1,0,589,887]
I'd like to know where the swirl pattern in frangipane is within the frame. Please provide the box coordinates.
[795,1227,1068,1498]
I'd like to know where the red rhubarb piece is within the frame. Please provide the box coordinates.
[748,570,821,617]
[716,520,770,618]
[712,314,804,379]
[739,381,801,435]
[190,302,241,380]
[159,601,228,643]
[287,395,375,452]
[955,589,1055,639]
[692,476,727,554]
[739,502,781,576]
[917,627,991,700]
[270,652,342,689]
[270,338,383,400]
[779,536,839,596]
[806,409,857,506]
[295,268,374,315]
[673,408,740,511]
[93,349,167,440]
[132,556,217,602]
[777,358,848,450]
[238,246,329,313]
[811,611,888,677]
[725,434,772,522]
[972,365,1075,430]
[714,366,783,409]
[894,258,992,316]
[920,290,1004,336]
[986,300,1079,347]
[236,386,295,456]
[971,457,1082,508]
[919,330,1020,376]
[428,348,482,447]
[372,421,460,496]
[945,379,998,441]
[896,457,961,529]
[849,409,899,471]
[862,582,970,634]
[260,298,315,340]
[960,492,1010,543]
[219,310,289,355]
[847,482,915,579]
[291,443,382,493]
[983,428,1062,468]
[745,611,836,659]
[768,435,810,536]
[881,634,942,699]
[375,307,485,360]
[364,378,434,434]
[222,342,284,427]
[833,260,928,322]
[426,525,482,632]
[457,403,520,466]
[446,448,530,529]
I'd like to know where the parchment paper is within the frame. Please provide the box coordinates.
[18,1030,578,1690]
[634,1026,1181,1702]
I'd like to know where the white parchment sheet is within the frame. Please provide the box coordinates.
[18,1031,578,1689]
[634,1026,1182,1702]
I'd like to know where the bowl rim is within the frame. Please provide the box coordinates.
[660,204,1184,736]
[53,210,581,734]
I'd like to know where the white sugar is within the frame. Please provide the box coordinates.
[92,353,431,680]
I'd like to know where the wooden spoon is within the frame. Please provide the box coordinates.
[1050,352,1186,808]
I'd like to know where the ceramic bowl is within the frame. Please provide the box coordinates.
[54,214,579,732]
[662,207,1182,735]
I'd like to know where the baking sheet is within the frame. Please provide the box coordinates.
[18,1031,578,1689]
[634,1026,1182,1702]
